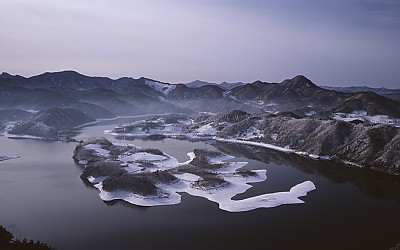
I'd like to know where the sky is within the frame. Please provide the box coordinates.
[0,0,399,88]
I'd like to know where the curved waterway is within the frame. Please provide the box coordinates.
[0,117,399,249]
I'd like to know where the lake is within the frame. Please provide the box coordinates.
[0,118,399,249]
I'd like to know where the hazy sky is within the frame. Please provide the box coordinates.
[1,0,399,87]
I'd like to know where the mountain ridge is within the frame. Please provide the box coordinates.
[1,70,399,120]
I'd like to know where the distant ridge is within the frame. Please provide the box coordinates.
[321,85,400,101]
[183,79,247,90]
[1,70,399,118]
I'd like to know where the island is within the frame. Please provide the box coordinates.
[73,137,315,212]
[0,155,19,161]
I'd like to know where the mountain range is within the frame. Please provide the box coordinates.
[1,71,399,119]
[183,80,247,90]
[321,85,400,101]
[1,70,400,145]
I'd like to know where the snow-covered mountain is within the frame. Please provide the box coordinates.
[107,110,400,175]
[144,79,176,94]
[2,71,399,119]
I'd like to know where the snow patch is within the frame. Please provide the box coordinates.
[84,144,109,156]
[87,176,107,184]
[215,138,330,160]
[219,181,316,212]
[216,138,294,153]
[126,152,167,162]
[82,141,316,212]
[25,109,39,113]
[305,111,316,116]
[228,95,238,101]
[75,120,100,129]
[196,123,217,136]
[333,111,400,127]
[122,163,142,173]
[145,80,176,95]
[6,134,45,140]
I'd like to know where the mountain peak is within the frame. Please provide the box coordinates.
[292,74,310,82]
[0,72,13,78]
[281,75,319,89]
[185,80,215,88]
[31,70,85,80]
[43,70,84,77]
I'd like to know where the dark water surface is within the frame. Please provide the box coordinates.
[0,119,399,250]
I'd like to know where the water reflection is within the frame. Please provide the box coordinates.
[104,200,149,212]
[212,141,400,203]
[113,134,166,141]
[1,124,399,250]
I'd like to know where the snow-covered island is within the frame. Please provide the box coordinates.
[73,138,315,212]
[0,155,20,161]
[105,111,400,175]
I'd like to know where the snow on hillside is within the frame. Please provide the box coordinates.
[145,80,176,94]
[105,115,332,160]
[196,123,217,136]
[333,111,400,127]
